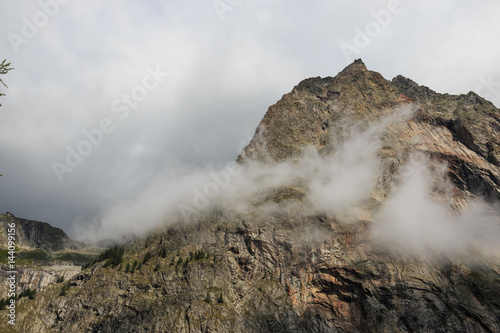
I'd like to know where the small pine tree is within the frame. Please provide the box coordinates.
[19,288,36,300]
[160,248,167,258]
[99,245,124,268]
[0,298,7,310]
[170,257,175,266]
[143,252,152,264]
[176,257,183,266]
[154,264,160,272]
[131,260,138,273]
[217,293,224,304]
[125,263,131,273]
[59,285,68,297]
[204,293,211,304]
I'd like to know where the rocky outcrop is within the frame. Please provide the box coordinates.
[11,210,500,332]
[0,214,82,251]
[238,59,409,163]
[238,60,500,202]
[0,215,90,302]
[0,264,80,295]
[5,60,500,332]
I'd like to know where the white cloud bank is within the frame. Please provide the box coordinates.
[372,153,500,258]
[78,103,500,260]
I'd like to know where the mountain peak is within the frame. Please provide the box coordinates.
[339,58,368,75]
[238,60,402,162]
[7,63,500,333]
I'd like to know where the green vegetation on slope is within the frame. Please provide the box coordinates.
[0,248,96,266]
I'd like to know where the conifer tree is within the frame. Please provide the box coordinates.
[0,59,14,106]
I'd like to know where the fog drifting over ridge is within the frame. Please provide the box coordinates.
[75,105,414,242]
[1,2,500,236]
[76,104,500,258]
[373,153,500,258]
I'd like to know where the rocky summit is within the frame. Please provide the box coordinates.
[3,60,500,332]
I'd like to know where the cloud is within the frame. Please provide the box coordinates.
[372,153,500,258]
[0,1,499,237]
[79,105,415,242]
[69,97,500,261]
[81,100,500,258]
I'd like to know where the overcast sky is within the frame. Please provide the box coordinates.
[0,0,499,239]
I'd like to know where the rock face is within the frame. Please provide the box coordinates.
[0,214,82,251]
[239,59,402,162]
[239,59,500,204]
[0,215,90,300]
[5,60,500,332]
[0,264,80,295]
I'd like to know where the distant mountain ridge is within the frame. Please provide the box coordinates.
[0,213,82,251]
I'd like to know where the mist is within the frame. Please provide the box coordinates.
[75,103,500,260]
[2,1,500,244]
[74,105,414,242]
[372,153,500,258]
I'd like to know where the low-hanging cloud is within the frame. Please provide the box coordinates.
[76,105,417,243]
[2,1,500,241]
[76,101,500,260]
[372,153,500,258]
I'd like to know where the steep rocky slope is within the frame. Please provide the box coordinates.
[239,59,500,204]
[0,215,96,298]
[0,264,80,295]
[5,60,500,332]
[0,214,83,251]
